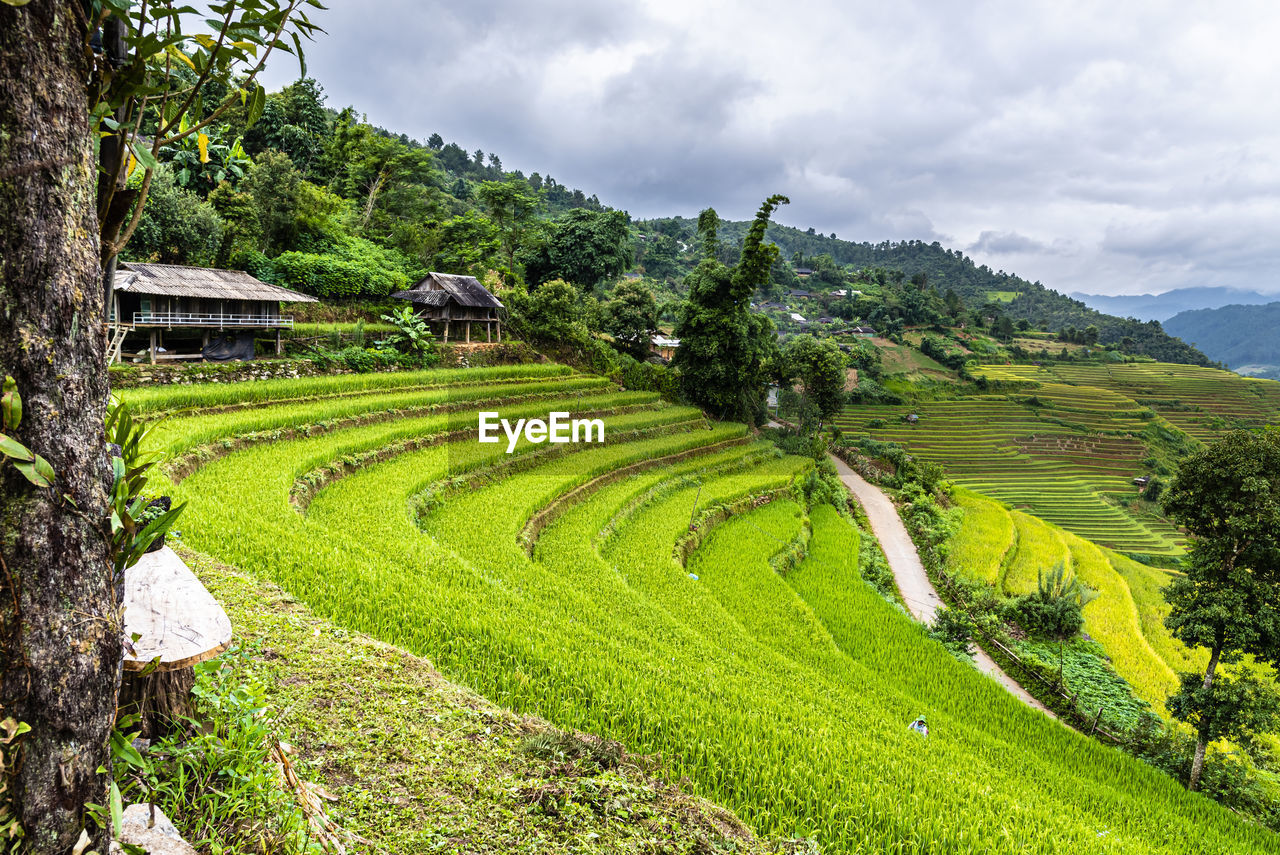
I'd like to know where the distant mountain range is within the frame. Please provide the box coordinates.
[1163,302,1280,380]
[1069,287,1280,322]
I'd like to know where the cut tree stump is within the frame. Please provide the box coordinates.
[120,546,232,737]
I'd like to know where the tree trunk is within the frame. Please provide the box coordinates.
[0,4,117,852]
[1188,643,1223,792]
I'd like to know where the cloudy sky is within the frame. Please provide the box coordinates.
[262,0,1280,297]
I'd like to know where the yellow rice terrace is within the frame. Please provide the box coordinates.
[125,364,1278,854]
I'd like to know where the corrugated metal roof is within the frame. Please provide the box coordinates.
[114,263,318,303]
[395,272,504,309]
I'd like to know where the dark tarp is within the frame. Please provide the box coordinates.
[202,333,256,361]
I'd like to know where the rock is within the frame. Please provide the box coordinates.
[110,804,198,855]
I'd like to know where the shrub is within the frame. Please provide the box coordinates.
[270,236,419,298]
[612,352,679,399]
[930,606,976,658]
[1008,562,1094,641]
[311,346,403,373]
[506,279,595,348]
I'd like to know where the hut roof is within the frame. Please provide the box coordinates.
[392,272,503,309]
[395,290,452,307]
[114,263,318,302]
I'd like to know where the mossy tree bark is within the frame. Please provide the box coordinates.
[0,3,117,852]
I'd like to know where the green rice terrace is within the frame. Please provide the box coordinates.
[835,361,1280,556]
[944,488,1203,716]
[120,364,1279,854]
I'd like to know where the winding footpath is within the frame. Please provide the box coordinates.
[828,454,1055,717]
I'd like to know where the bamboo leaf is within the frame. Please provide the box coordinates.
[291,31,307,78]
[32,454,55,485]
[109,781,123,840]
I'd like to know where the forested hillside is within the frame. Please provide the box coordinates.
[641,217,1211,364]
[126,77,630,301]
[1164,302,1280,377]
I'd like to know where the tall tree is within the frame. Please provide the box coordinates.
[0,4,319,850]
[777,334,848,432]
[673,196,789,424]
[476,177,542,281]
[1162,429,1280,791]
[602,281,659,360]
[519,209,634,290]
[1,5,114,851]
[93,0,321,310]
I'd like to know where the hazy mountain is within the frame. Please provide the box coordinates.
[1164,301,1280,379]
[1069,287,1278,322]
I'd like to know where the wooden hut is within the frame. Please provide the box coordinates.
[391,272,503,343]
[109,263,317,363]
[650,334,681,360]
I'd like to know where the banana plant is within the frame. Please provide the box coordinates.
[161,116,252,193]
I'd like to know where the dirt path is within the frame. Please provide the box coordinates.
[828,454,1055,717]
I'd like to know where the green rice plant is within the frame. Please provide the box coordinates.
[1061,533,1179,713]
[117,362,574,415]
[945,488,1015,584]
[1002,511,1071,594]
[1106,551,1208,677]
[150,376,616,458]
[154,371,1280,854]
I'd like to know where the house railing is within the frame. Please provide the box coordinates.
[130,312,293,329]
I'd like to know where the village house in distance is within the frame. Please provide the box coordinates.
[392,272,504,343]
[108,262,317,363]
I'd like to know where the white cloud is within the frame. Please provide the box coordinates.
[261,0,1280,296]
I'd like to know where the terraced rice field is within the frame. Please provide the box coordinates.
[945,492,1186,715]
[833,393,1182,554]
[119,366,1280,853]
[981,362,1280,442]
[839,360,1280,554]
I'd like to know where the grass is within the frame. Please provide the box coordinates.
[877,343,953,376]
[179,548,787,854]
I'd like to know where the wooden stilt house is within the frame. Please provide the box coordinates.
[108,262,318,363]
[391,272,504,343]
